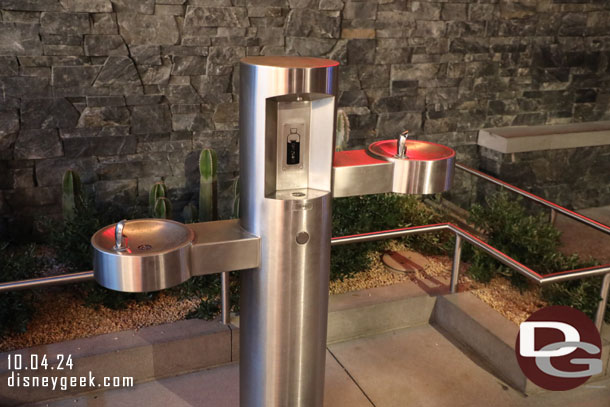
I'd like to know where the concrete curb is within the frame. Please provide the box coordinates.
[0,319,237,406]
[327,281,436,344]
[431,293,531,393]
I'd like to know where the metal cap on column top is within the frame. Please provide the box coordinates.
[238,56,339,407]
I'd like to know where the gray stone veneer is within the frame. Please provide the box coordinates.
[0,0,609,236]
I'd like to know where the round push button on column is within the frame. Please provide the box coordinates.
[296,231,309,245]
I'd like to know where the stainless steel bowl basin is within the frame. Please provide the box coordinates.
[91,219,194,292]
[368,139,455,194]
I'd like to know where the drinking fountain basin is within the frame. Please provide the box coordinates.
[91,219,194,292]
[368,139,455,194]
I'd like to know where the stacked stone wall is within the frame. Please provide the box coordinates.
[1,0,609,234]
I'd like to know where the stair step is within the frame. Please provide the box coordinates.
[431,292,610,394]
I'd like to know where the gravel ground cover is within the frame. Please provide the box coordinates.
[0,292,200,352]
[330,240,546,325]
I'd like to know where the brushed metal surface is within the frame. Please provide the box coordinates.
[332,161,394,197]
[92,219,194,292]
[369,139,456,194]
[0,271,95,293]
[396,130,409,158]
[240,190,331,407]
[239,56,338,407]
[114,219,127,251]
[188,219,260,275]
[332,149,394,197]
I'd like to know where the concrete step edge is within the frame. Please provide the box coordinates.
[0,320,235,406]
[431,292,610,395]
[327,294,436,344]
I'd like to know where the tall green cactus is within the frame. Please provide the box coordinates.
[335,109,350,152]
[199,149,218,222]
[149,181,168,217]
[153,197,173,219]
[62,170,83,222]
[182,202,198,224]
[232,176,240,219]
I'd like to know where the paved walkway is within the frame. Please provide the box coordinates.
[30,324,610,407]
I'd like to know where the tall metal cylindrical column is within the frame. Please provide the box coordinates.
[238,57,338,407]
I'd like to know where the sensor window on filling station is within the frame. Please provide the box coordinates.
[286,125,302,166]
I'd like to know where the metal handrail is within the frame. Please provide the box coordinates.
[331,224,609,282]
[331,223,610,331]
[1,163,609,330]
[330,223,610,282]
[454,163,610,330]
[0,271,94,292]
[456,163,610,236]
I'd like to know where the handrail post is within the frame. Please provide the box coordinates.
[550,208,557,226]
[450,234,463,294]
[595,273,610,332]
[221,272,230,324]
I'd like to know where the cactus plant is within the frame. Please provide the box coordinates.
[232,176,240,219]
[62,170,83,222]
[335,109,350,152]
[149,181,168,217]
[182,202,198,224]
[153,197,173,219]
[199,149,218,222]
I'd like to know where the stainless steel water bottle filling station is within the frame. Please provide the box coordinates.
[90,56,456,407]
